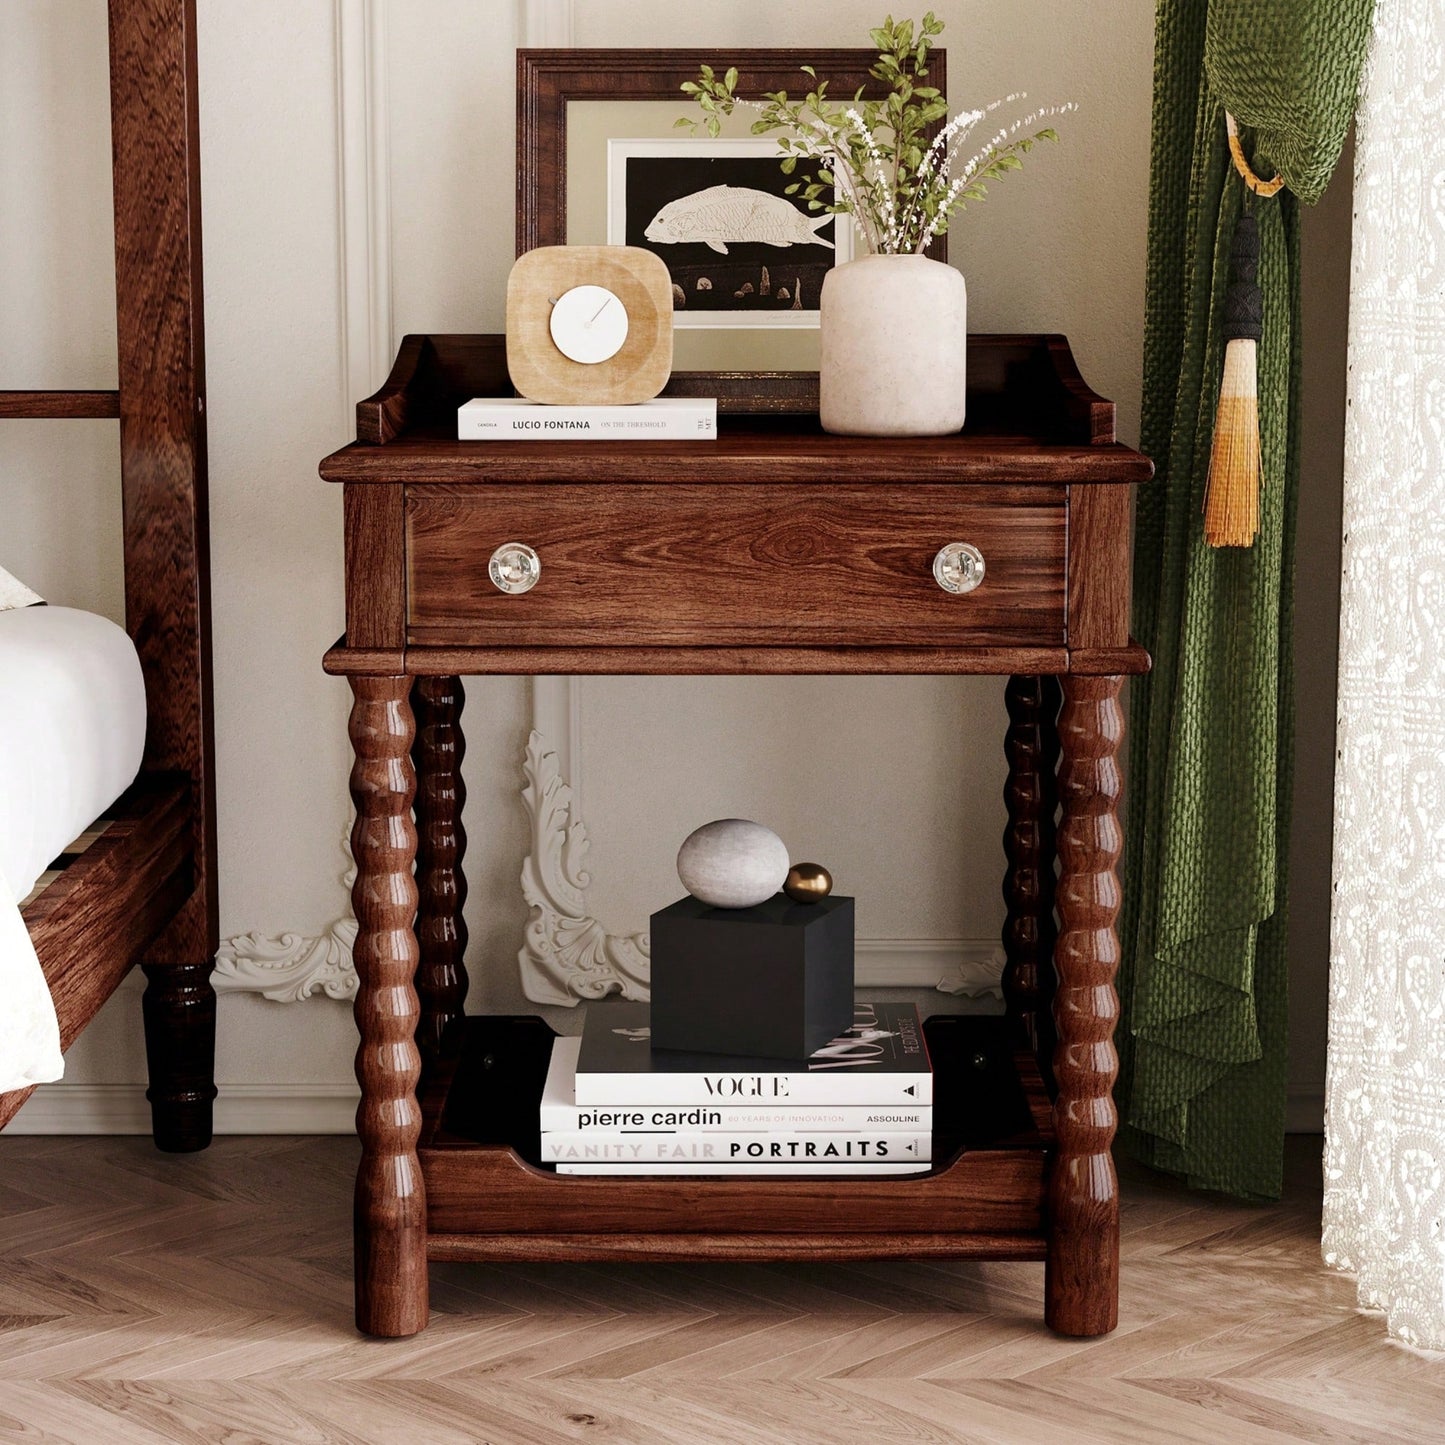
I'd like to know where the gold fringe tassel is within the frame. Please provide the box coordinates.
[1204,337,1261,547]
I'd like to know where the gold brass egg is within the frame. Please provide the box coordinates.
[783,862,833,904]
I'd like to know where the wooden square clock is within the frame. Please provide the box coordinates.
[505,245,674,405]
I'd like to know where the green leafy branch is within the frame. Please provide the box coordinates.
[676,14,1071,255]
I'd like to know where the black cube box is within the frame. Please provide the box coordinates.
[649,893,855,1060]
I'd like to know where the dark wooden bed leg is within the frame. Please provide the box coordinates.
[350,675,427,1338]
[142,961,217,1152]
[1045,673,1122,1338]
[1001,674,1061,1065]
[412,675,469,1069]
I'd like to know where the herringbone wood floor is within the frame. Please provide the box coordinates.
[0,1134,1437,1445]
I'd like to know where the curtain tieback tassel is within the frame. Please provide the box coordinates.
[1204,208,1264,548]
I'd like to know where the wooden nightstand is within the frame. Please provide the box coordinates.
[321,333,1151,1341]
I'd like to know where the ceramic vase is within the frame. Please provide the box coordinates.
[819,253,967,437]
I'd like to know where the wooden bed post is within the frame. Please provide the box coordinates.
[109,0,218,1151]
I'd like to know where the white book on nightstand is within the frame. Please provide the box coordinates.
[458,397,716,440]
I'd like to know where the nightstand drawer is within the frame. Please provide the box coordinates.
[405,483,1065,649]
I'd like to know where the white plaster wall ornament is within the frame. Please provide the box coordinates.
[935,947,1007,999]
[519,729,650,1005]
[216,715,1007,1009]
[214,924,358,1003]
[213,834,359,1002]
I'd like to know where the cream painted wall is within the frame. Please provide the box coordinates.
[0,1,1343,1131]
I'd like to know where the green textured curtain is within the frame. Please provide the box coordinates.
[1120,0,1374,1199]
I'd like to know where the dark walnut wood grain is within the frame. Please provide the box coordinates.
[1046,674,1124,1338]
[414,1014,1054,1244]
[344,334,1148,445]
[142,960,217,1151]
[349,677,426,1338]
[327,641,1096,678]
[517,50,945,266]
[1067,484,1134,650]
[0,390,121,419]
[3,0,217,1153]
[344,486,405,649]
[427,1232,1048,1264]
[329,432,1149,487]
[422,1148,1048,1239]
[327,331,1151,1339]
[1,780,192,1131]
[412,676,469,1068]
[1002,675,1062,1069]
[109,0,216,974]
[406,485,1066,649]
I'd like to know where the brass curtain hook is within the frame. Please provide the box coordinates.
[1225,111,1286,197]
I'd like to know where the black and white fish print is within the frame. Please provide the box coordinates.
[643,184,835,255]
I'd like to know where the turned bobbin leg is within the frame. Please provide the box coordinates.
[349,675,427,1338]
[1045,674,1123,1338]
[1001,675,1061,1065]
[142,959,217,1152]
[412,676,469,1069]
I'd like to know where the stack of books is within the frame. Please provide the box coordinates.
[541,1001,933,1175]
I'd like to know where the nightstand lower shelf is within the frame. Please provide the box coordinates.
[415,1013,1053,1260]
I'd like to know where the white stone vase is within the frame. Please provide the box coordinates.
[819,253,967,437]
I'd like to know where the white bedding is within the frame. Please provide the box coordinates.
[0,605,147,1094]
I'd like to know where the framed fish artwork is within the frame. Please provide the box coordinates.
[605,139,856,329]
[516,48,946,410]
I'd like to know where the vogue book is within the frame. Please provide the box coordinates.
[572,1001,932,1107]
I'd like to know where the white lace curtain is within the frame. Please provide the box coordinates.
[1323,0,1445,1353]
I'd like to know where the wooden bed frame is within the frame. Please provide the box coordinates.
[0,0,217,1151]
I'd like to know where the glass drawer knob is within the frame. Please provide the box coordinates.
[933,542,986,595]
[488,542,541,595]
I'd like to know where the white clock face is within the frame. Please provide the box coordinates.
[548,284,629,364]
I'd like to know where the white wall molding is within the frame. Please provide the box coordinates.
[534,675,582,814]
[212,2,392,1001]
[518,728,650,1004]
[7,1084,361,1136]
[335,0,394,403]
[213,924,357,1002]
[519,0,574,49]
[8,1078,1329,1139]
[214,836,358,1001]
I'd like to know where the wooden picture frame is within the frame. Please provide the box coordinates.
[516,48,948,414]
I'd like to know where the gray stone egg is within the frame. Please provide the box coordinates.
[676,818,789,909]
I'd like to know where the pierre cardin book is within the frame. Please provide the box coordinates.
[540,1037,932,1134]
